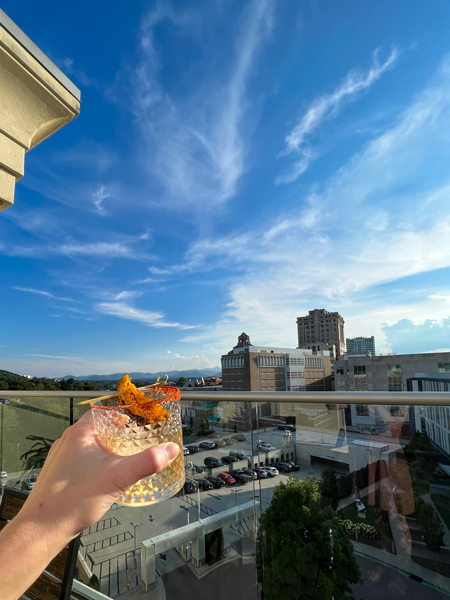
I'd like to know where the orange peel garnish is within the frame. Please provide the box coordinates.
[117,374,170,424]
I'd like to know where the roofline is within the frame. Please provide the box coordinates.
[0,9,81,101]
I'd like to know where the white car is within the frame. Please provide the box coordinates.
[22,476,37,490]
[257,442,276,452]
[183,447,190,455]
[261,466,278,477]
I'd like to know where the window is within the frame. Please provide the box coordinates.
[438,363,450,372]
[387,364,403,392]
[336,367,344,375]
[356,405,369,416]
[354,365,367,391]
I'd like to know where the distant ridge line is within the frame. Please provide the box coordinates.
[61,368,222,381]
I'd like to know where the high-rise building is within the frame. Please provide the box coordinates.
[297,309,345,359]
[346,336,375,356]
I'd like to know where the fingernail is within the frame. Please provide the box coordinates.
[164,443,179,462]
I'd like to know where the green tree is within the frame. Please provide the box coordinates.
[257,477,362,600]
[0,381,8,390]
[418,503,444,554]
[20,435,55,471]
[176,377,187,387]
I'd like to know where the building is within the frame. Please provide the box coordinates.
[334,352,450,392]
[221,333,332,430]
[297,309,346,359]
[408,373,450,458]
[346,336,375,356]
[221,333,332,392]
[0,9,80,211]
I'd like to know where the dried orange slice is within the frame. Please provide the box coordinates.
[117,374,170,424]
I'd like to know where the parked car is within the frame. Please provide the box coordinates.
[214,439,226,447]
[183,479,198,493]
[286,461,300,471]
[221,456,235,465]
[253,468,268,479]
[206,476,225,488]
[204,456,225,468]
[183,447,190,455]
[231,433,246,441]
[275,462,293,473]
[0,471,7,484]
[223,439,234,446]
[218,472,236,485]
[197,478,214,491]
[229,451,250,460]
[21,476,37,490]
[257,442,276,452]
[242,469,258,480]
[277,425,295,432]
[229,470,253,484]
[186,444,199,454]
[261,466,278,478]
[194,465,205,474]
[199,441,216,450]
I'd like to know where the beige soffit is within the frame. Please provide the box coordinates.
[0,9,81,211]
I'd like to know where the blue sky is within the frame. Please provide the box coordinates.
[1,0,450,377]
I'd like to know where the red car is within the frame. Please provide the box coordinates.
[218,472,236,485]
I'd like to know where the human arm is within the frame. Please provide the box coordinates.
[0,410,179,600]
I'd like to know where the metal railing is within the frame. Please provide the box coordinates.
[1,389,450,405]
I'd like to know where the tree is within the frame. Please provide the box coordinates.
[20,435,56,471]
[257,477,362,600]
[418,503,444,554]
[176,377,187,387]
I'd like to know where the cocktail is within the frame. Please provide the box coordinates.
[89,376,185,506]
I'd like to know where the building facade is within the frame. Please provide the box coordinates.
[297,309,346,359]
[334,352,450,392]
[346,336,376,356]
[408,373,450,458]
[221,334,332,430]
[221,334,332,392]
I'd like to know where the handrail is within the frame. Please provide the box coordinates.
[1,389,450,405]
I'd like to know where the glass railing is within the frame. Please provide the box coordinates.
[1,390,450,600]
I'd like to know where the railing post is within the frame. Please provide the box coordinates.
[69,398,74,426]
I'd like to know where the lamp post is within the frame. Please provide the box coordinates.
[130,522,142,559]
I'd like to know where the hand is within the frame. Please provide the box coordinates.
[16,410,180,541]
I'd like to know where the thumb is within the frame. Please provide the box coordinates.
[116,442,180,489]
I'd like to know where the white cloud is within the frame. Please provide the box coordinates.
[59,242,136,258]
[276,48,399,184]
[96,301,196,330]
[132,0,274,212]
[13,287,77,302]
[178,57,450,353]
[92,185,112,214]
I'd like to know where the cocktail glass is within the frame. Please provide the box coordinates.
[90,386,184,506]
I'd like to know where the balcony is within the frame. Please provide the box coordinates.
[1,390,450,600]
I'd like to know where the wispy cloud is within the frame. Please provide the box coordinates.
[131,0,274,212]
[178,56,450,352]
[92,185,112,214]
[13,287,77,302]
[7,241,142,260]
[97,301,196,329]
[276,47,399,184]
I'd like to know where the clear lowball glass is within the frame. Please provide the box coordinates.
[90,388,185,507]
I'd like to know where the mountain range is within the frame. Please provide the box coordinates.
[61,368,222,381]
